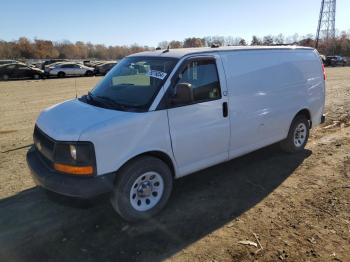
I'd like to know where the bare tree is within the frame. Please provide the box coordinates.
[169,40,182,49]
[274,34,285,45]
[183,37,204,48]
[239,38,247,46]
[263,35,274,45]
[251,36,262,45]
[158,41,169,49]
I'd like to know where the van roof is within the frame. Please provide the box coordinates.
[128,46,314,59]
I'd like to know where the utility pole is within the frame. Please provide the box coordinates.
[315,0,336,51]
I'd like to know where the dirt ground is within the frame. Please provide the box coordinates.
[0,68,349,262]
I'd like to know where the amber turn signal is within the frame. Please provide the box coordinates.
[54,163,93,176]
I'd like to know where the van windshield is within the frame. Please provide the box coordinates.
[90,56,178,111]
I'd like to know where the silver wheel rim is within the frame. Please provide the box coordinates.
[3,75,8,80]
[293,123,307,147]
[34,74,39,79]
[129,171,164,212]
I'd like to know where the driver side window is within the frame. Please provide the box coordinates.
[17,65,28,70]
[171,59,221,106]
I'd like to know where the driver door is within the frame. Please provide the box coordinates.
[167,56,230,176]
[13,64,31,79]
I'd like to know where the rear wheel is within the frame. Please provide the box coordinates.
[85,70,93,76]
[280,115,309,153]
[2,74,9,81]
[110,156,173,222]
[33,74,40,80]
[57,72,65,78]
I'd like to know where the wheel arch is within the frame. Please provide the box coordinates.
[294,108,312,128]
[115,150,176,179]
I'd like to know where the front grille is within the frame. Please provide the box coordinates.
[33,126,55,164]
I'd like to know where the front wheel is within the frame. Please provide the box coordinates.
[110,156,173,222]
[280,115,309,153]
[2,74,9,81]
[57,72,65,78]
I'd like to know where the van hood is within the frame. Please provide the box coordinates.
[36,99,132,141]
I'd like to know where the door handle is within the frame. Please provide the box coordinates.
[222,102,228,118]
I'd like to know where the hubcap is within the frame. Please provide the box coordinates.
[293,123,307,147]
[130,171,164,212]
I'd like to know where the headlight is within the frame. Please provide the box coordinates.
[53,142,95,176]
[69,145,77,160]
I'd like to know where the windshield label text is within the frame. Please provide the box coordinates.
[146,70,167,80]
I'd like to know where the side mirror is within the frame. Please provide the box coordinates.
[171,82,193,105]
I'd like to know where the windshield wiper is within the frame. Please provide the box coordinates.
[87,91,95,101]
[95,95,128,110]
[85,92,122,109]
[117,83,135,86]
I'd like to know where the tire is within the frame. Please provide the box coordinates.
[85,70,93,76]
[57,72,65,78]
[2,74,9,81]
[110,156,173,222]
[280,115,310,153]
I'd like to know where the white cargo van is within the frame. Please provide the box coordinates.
[27,46,326,221]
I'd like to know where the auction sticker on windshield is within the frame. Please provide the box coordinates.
[146,70,167,80]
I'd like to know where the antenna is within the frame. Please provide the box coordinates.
[315,0,336,51]
[162,45,170,53]
[74,78,77,98]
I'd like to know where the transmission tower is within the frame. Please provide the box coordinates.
[315,0,336,49]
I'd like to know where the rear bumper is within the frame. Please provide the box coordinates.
[26,146,115,198]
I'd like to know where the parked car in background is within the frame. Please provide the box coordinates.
[31,62,44,69]
[319,54,326,64]
[83,60,98,68]
[94,62,117,75]
[0,60,18,65]
[44,61,71,74]
[41,59,68,70]
[0,63,45,80]
[85,61,104,69]
[324,56,347,67]
[47,63,95,77]
[346,57,350,66]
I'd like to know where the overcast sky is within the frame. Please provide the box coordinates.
[0,0,349,46]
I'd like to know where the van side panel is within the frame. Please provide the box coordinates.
[220,49,324,159]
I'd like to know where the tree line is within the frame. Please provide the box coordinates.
[159,31,350,56]
[1,31,349,60]
[0,37,152,60]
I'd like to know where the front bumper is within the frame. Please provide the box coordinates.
[26,146,115,198]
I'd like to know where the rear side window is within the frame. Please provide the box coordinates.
[61,64,74,68]
[17,65,28,70]
[173,59,221,104]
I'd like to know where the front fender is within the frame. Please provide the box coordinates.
[79,110,176,177]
